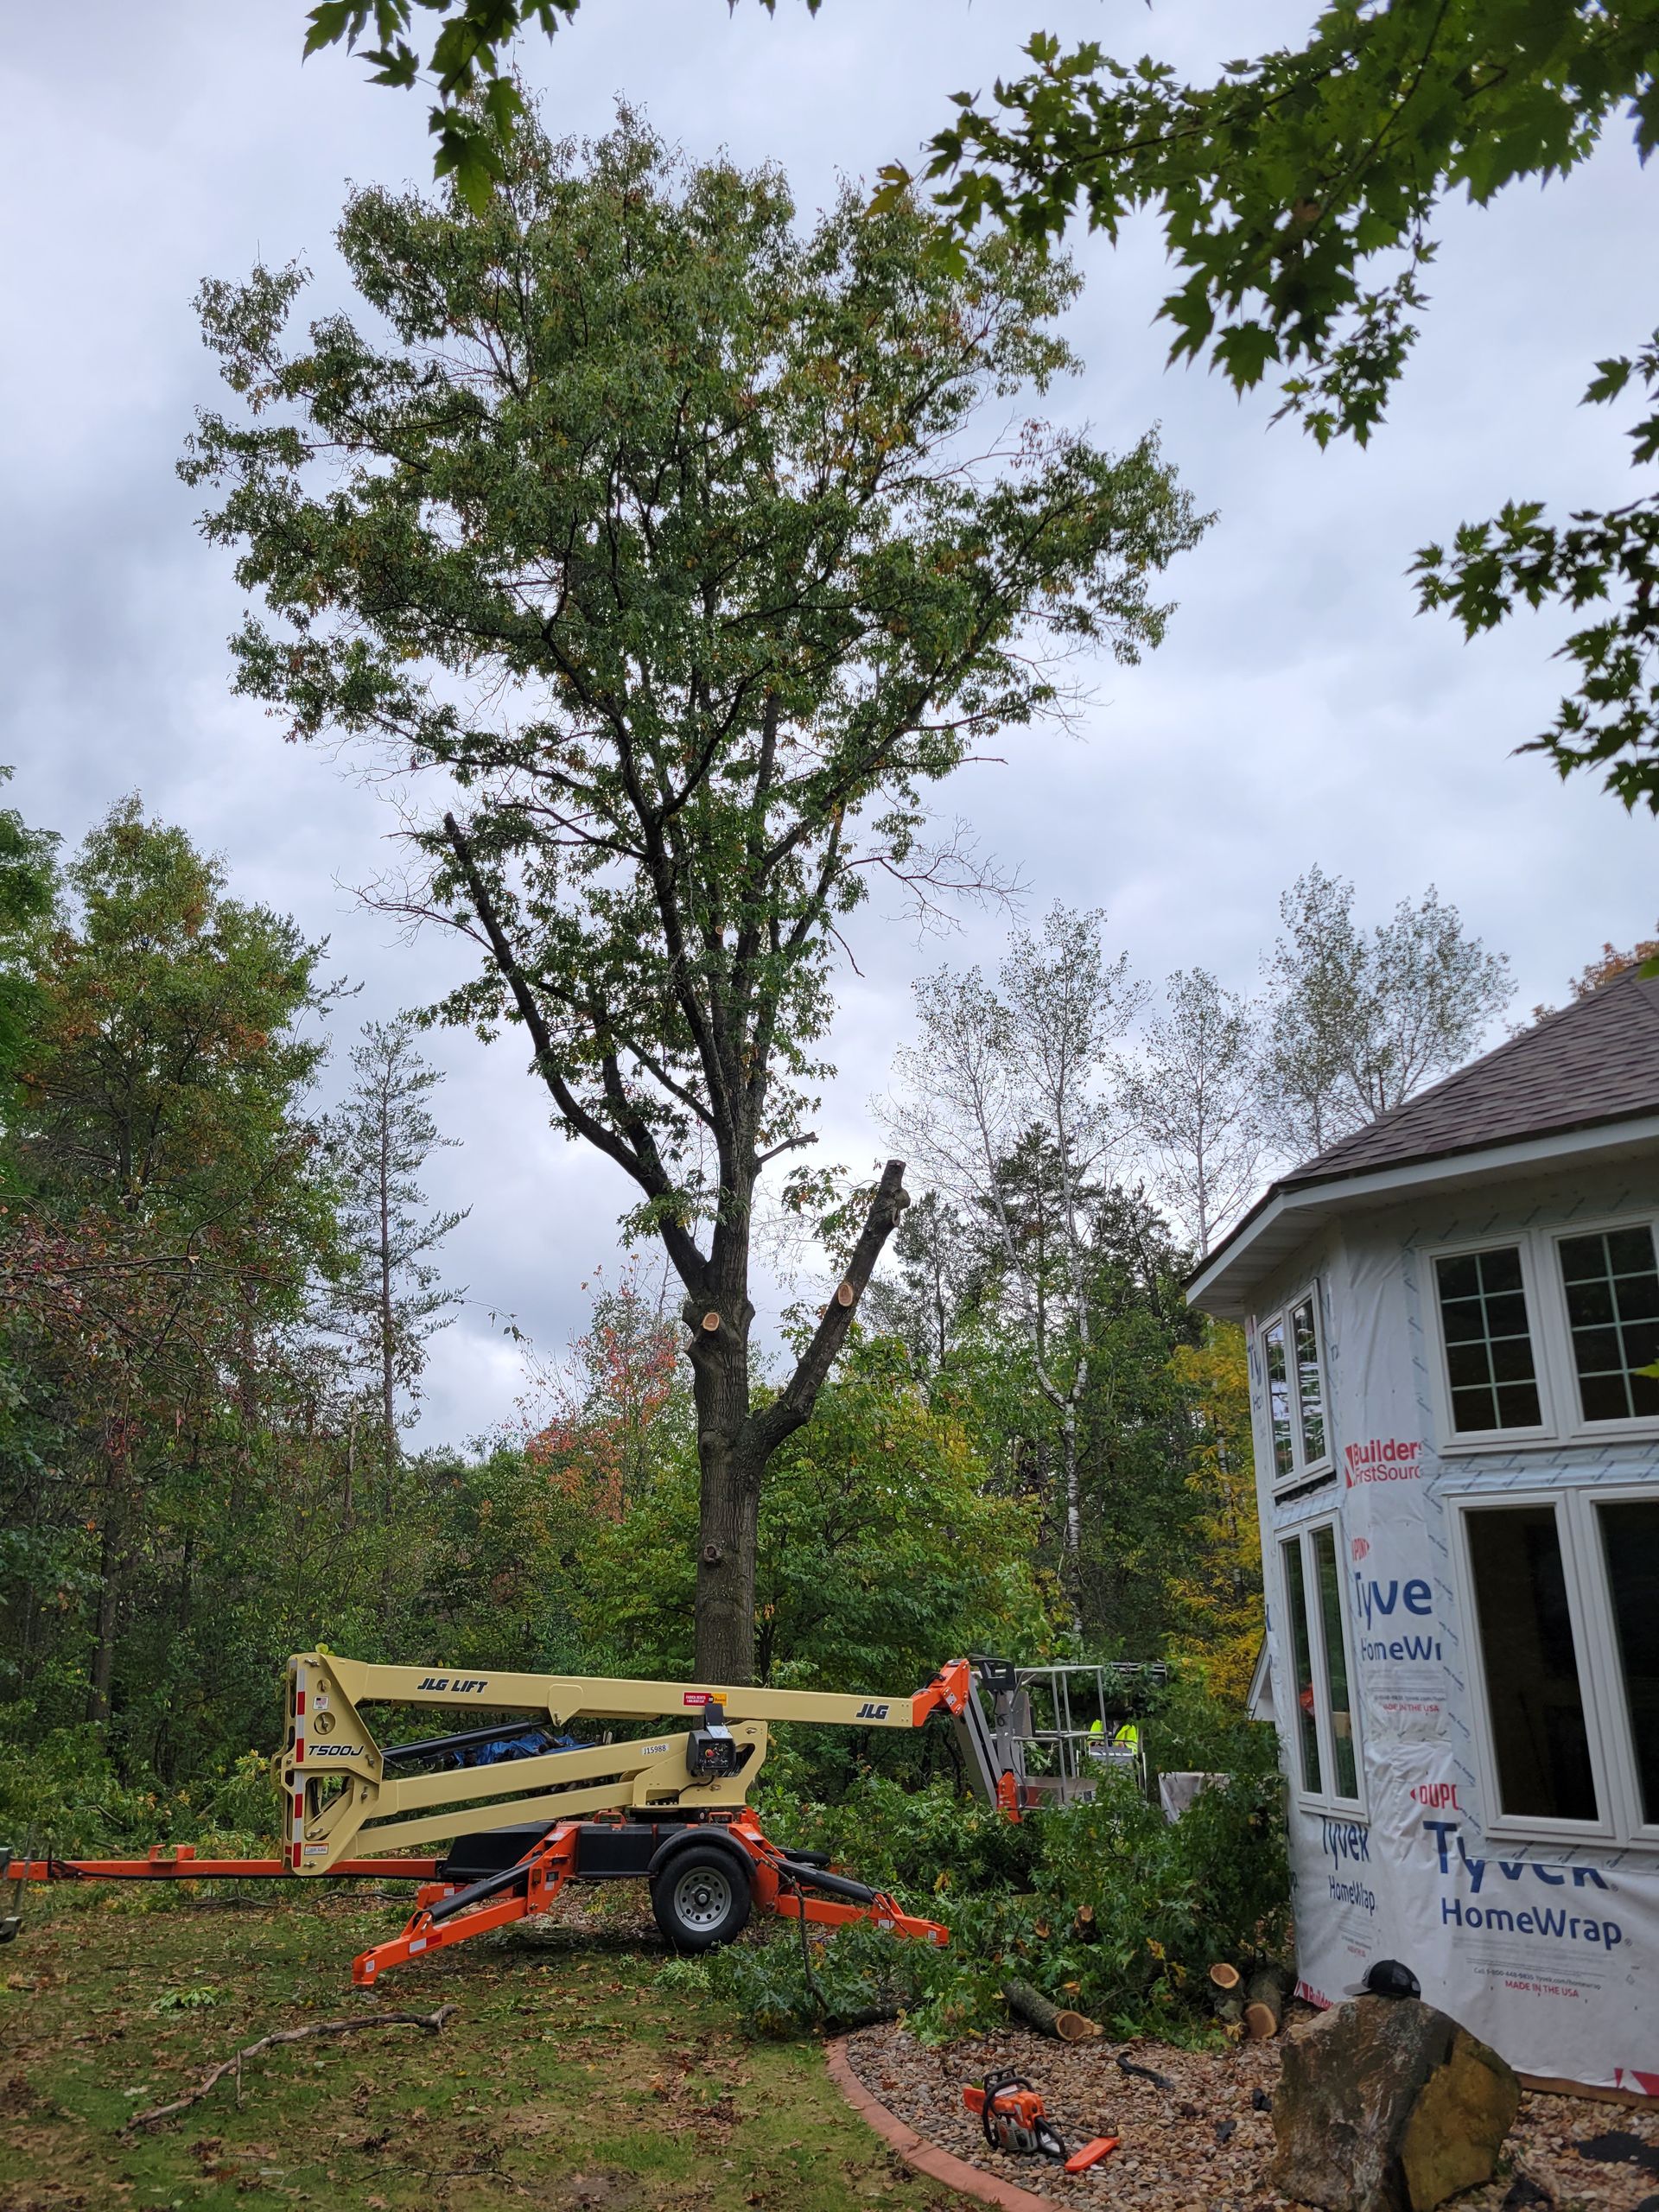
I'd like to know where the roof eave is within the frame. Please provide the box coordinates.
[1187,1109,1659,1321]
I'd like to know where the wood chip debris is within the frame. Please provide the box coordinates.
[843,2017,1659,2209]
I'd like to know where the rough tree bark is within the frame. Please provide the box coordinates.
[442,813,910,1685]
[684,1161,910,1683]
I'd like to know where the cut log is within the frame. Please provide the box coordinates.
[1002,1978,1101,2044]
[1208,1961,1242,1992]
[1244,1963,1294,2041]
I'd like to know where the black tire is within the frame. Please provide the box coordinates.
[651,1843,753,1951]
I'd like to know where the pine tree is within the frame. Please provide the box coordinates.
[326,1017,467,1475]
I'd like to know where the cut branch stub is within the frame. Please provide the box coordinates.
[701,1311,721,1333]
[835,1281,855,1307]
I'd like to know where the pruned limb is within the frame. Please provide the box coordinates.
[120,2003,458,2134]
[1002,1977,1100,2043]
[754,1160,908,1455]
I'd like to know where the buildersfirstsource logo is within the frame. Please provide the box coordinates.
[1345,1438,1422,1485]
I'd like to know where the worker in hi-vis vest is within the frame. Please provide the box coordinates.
[1086,1716,1139,1766]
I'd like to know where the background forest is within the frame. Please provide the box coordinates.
[0,763,1536,1853]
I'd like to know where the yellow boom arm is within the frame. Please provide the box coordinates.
[280,1652,968,1873]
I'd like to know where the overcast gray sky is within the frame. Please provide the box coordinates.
[3,1,1652,1445]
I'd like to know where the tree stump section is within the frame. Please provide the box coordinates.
[1244,1963,1294,2041]
[1001,1978,1101,2043]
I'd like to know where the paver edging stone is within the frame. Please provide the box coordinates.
[823,2034,1056,2212]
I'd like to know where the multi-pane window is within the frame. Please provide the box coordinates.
[1280,1521,1361,1808]
[1434,1246,1542,1434]
[1262,1289,1331,1485]
[1560,1226,1659,1423]
[1427,1218,1659,1444]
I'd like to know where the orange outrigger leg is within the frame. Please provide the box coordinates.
[351,1808,946,1987]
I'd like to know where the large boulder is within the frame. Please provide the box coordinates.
[1269,1994,1521,2212]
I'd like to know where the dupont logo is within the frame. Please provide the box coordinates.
[1344,1438,1422,1485]
[1351,1536,1370,1563]
[1411,1781,1461,1812]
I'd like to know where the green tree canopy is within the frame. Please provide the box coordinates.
[1,802,337,1729]
[183,105,1202,1680]
[306,3,1659,809]
[899,2,1659,810]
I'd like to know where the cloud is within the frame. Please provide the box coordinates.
[3,0,1651,1442]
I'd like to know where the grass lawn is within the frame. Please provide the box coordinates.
[0,1885,960,2210]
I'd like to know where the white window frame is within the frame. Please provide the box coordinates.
[1422,1231,1560,1453]
[1448,1488,1631,1846]
[1276,1514,1365,1816]
[1570,1481,1659,1848]
[1544,1213,1659,1443]
[1260,1281,1335,1492]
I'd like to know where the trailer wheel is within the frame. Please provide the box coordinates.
[651,1844,752,1951]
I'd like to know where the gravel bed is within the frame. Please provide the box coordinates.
[843,2018,1659,2210]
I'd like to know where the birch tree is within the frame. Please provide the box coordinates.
[885,906,1141,1628]
[1121,967,1262,1257]
[1258,868,1511,1165]
[182,110,1203,1680]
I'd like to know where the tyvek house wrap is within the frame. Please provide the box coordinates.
[1255,1200,1656,2098]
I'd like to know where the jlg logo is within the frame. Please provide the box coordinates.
[416,1675,491,1694]
[856,1702,891,1720]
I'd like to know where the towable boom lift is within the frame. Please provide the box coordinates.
[3,1653,1165,1983]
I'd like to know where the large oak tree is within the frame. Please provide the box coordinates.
[302,3,1659,811]
[183,108,1202,1680]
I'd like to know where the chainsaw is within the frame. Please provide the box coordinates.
[963,2069,1120,2174]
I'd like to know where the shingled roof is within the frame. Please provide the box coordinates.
[1281,963,1659,1190]
[1189,964,1659,1318]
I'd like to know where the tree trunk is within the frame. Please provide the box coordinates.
[1059,1402,1084,1640]
[683,1160,909,1683]
[86,1433,128,1725]
[689,1303,761,1683]
[378,1113,397,1475]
